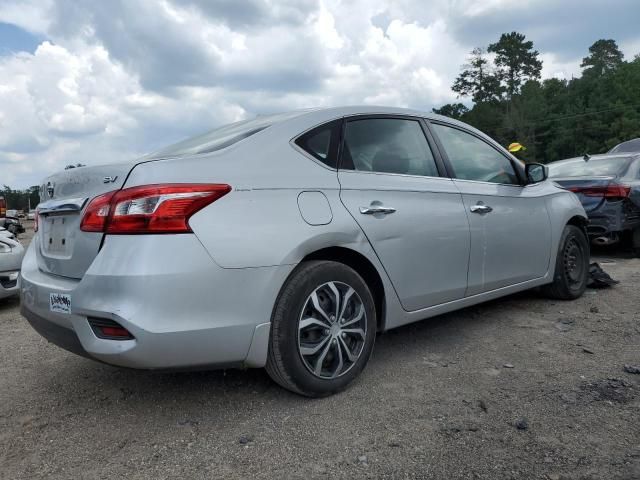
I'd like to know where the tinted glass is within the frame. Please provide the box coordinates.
[548,157,633,177]
[433,124,519,184]
[342,119,438,177]
[295,120,341,168]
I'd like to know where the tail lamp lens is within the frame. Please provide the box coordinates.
[80,184,231,234]
[569,185,631,198]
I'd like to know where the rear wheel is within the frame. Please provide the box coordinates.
[266,261,376,397]
[542,225,589,300]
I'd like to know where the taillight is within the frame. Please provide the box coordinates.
[34,207,39,232]
[569,184,631,198]
[79,191,116,232]
[80,184,231,234]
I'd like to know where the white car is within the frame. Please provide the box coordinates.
[0,234,24,300]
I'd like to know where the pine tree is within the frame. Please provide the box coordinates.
[488,32,542,98]
[452,48,503,102]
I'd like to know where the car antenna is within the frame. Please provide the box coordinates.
[583,153,590,162]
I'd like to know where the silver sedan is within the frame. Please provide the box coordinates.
[20,106,589,396]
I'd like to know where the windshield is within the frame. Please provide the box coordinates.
[148,110,307,159]
[548,156,632,177]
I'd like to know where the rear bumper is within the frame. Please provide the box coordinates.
[20,234,293,369]
[585,200,640,237]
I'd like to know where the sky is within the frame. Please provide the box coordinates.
[1,0,639,189]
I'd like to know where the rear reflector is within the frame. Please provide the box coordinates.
[88,318,134,340]
[80,184,231,234]
[568,184,631,198]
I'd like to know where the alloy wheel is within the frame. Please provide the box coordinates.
[297,281,367,379]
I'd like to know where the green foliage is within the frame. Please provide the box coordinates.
[437,35,640,163]
[1,185,39,211]
[488,32,542,98]
[452,48,503,102]
[581,39,624,76]
[432,103,469,120]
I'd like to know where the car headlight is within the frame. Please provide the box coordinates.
[0,241,12,253]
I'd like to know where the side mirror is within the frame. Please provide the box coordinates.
[525,163,548,184]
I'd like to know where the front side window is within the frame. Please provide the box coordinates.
[341,118,439,177]
[432,123,519,185]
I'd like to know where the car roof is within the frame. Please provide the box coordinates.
[146,105,490,160]
[277,105,490,142]
[288,105,465,125]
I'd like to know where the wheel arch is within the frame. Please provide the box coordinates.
[301,247,387,332]
[567,214,589,238]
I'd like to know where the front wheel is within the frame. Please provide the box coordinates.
[541,224,589,300]
[266,261,376,397]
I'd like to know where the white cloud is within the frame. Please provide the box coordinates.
[0,0,638,188]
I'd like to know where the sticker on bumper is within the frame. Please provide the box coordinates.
[50,293,71,314]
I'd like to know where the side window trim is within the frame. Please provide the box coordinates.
[337,114,448,179]
[425,120,525,186]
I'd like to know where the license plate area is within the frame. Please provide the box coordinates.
[41,215,77,258]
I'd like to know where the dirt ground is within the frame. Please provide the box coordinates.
[1,222,639,479]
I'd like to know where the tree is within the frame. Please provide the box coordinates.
[488,32,542,98]
[432,103,469,120]
[581,39,624,76]
[452,48,503,102]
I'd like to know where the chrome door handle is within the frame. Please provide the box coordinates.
[359,206,396,215]
[470,204,493,214]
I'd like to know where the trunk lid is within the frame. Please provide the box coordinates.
[552,176,615,213]
[36,163,136,279]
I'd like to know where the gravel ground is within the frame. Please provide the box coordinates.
[1,223,639,479]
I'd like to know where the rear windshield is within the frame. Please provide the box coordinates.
[548,157,633,177]
[148,111,305,158]
[609,138,640,153]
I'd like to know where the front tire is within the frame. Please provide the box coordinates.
[266,261,376,397]
[542,224,589,300]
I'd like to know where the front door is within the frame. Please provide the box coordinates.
[338,116,470,311]
[430,122,551,295]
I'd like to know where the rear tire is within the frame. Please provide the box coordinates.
[266,261,376,397]
[542,225,589,300]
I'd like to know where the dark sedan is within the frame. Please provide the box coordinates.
[549,153,640,253]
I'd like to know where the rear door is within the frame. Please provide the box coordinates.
[429,121,551,295]
[337,116,470,311]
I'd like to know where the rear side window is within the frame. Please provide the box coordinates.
[341,118,439,177]
[295,120,341,168]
